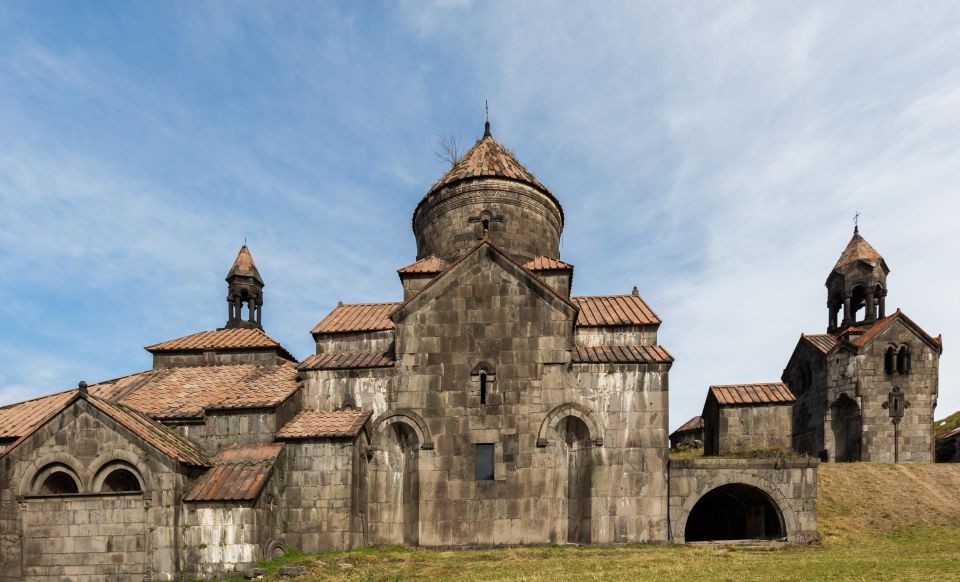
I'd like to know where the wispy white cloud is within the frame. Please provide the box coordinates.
[1,2,958,431]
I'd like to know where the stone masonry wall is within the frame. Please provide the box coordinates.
[152,349,285,369]
[575,327,658,348]
[0,398,192,582]
[314,330,395,357]
[852,321,939,463]
[714,404,793,455]
[413,179,563,265]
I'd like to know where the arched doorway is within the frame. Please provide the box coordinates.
[830,394,861,462]
[561,416,592,544]
[684,484,785,542]
[372,421,420,546]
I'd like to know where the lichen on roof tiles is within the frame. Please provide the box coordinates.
[276,409,372,439]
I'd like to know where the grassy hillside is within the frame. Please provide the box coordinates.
[232,464,960,581]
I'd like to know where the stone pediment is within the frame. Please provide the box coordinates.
[390,239,579,326]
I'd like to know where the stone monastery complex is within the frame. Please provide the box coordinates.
[0,121,942,580]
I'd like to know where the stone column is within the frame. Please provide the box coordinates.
[878,291,886,318]
[841,296,852,327]
[866,291,876,323]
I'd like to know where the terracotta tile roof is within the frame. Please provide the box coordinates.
[227,244,263,284]
[276,409,372,439]
[398,256,447,275]
[106,362,301,419]
[524,256,573,271]
[184,443,283,502]
[843,310,941,351]
[832,231,886,273]
[569,345,673,364]
[0,390,76,440]
[145,327,295,361]
[298,353,395,371]
[427,133,550,196]
[90,396,209,466]
[802,334,839,354]
[709,383,796,406]
[671,416,704,436]
[311,302,400,335]
[572,294,661,327]
[0,391,209,467]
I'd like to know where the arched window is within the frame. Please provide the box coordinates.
[479,371,488,405]
[897,346,910,375]
[100,468,142,493]
[885,346,896,375]
[32,464,82,496]
[93,462,144,493]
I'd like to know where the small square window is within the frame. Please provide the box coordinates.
[475,444,494,481]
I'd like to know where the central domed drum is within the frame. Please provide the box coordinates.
[412,125,564,265]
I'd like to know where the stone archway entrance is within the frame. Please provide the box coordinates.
[830,394,861,462]
[684,483,785,542]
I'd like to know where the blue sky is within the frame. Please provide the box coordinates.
[2,1,959,429]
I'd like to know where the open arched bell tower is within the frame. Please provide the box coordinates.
[225,244,264,329]
[826,227,889,332]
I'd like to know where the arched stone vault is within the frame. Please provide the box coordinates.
[371,409,434,450]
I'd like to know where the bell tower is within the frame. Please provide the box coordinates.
[826,227,889,332]
[225,245,264,329]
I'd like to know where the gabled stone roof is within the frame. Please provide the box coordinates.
[184,443,283,502]
[0,390,209,466]
[298,353,395,371]
[398,256,447,275]
[572,294,661,327]
[227,244,263,284]
[311,302,400,335]
[525,256,573,271]
[276,409,372,439]
[709,383,796,406]
[671,416,704,436]
[145,327,296,361]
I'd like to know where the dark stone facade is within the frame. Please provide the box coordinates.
[782,231,942,463]
[0,126,825,580]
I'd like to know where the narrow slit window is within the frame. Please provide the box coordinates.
[479,371,487,405]
[475,444,494,481]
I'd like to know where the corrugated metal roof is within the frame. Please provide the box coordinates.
[145,328,295,361]
[671,416,704,436]
[311,302,400,335]
[184,443,283,502]
[572,294,661,327]
[276,409,372,439]
[569,345,673,364]
[298,353,395,371]
[802,334,839,354]
[524,256,573,271]
[398,256,447,275]
[709,383,796,406]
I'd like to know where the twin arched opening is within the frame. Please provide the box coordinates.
[29,459,144,496]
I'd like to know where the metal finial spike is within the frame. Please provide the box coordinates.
[483,100,491,137]
[853,211,860,234]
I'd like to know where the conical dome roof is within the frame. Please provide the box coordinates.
[226,245,263,285]
[832,230,887,273]
[425,127,551,198]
